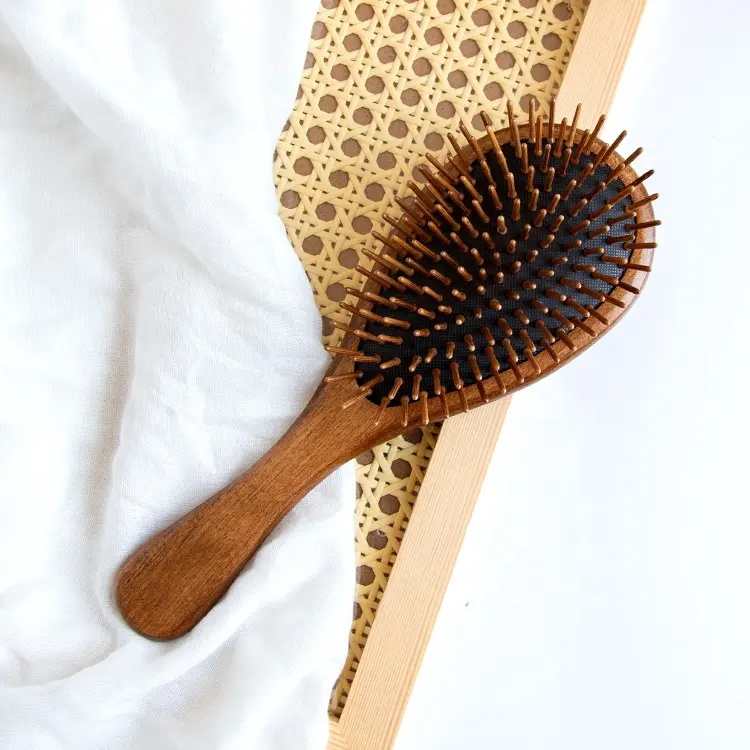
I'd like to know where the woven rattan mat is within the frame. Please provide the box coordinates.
[274,0,589,716]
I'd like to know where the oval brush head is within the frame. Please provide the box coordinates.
[329,102,658,424]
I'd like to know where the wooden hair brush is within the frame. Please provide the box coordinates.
[116,102,658,639]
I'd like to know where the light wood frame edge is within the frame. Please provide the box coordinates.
[329,1,648,747]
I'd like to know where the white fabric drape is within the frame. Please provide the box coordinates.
[0,2,353,747]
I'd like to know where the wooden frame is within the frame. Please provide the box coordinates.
[328,0,648,747]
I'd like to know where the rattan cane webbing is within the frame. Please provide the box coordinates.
[273,0,589,716]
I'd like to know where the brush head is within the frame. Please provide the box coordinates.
[329,104,657,423]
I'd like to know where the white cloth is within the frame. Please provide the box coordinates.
[0,1,353,748]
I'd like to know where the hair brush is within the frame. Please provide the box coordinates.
[116,101,658,639]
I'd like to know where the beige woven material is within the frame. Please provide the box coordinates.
[274,0,589,716]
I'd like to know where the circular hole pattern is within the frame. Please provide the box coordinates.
[293,157,313,176]
[389,14,408,33]
[483,81,503,101]
[356,565,375,585]
[401,88,420,106]
[553,1,573,20]
[496,51,515,69]
[353,107,373,125]
[331,63,350,81]
[304,52,314,69]
[329,170,349,188]
[307,125,325,144]
[319,94,337,113]
[355,3,374,21]
[366,75,384,93]
[379,494,399,514]
[424,132,444,151]
[302,235,323,255]
[321,316,334,336]
[352,216,373,235]
[411,164,427,182]
[471,8,491,25]
[388,119,408,138]
[366,529,388,550]
[321,0,339,8]
[402,427,423,444]
[507,20,527,38]
[316,202,336,221]
[542,32,562,50]
[377,152,397,170]
[520,0,538,7]
[357,449,375,465]
[342,138,361,157]
[391,458,412,479]
[412,57,432,76]
[471,113,485,131]
[344,33,362,51]
[353,601,362,620]
[365,183,385,201]
[326,282,346,302]
[338,249,359,268]
[448,70,467,89]
[436,100,456,119]
[311,21,328,40]
[280,190,300,209]
[531,63,551,82]
[378,45,397,64]
[460,39,480,58]
[424,27,444,45]
[436,0,455,13]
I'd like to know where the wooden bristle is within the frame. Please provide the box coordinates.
[583,114,606,154]
[572,130,589,164]
[411,373,422,401]
[554,118,567,157]
[325,370,363,382]
[506,172,517,200]
[560,148,572,177]
[541,143,552,173]
[380,357,401,370]
[489,185,502,211]
[548,99,556,141]
[528,188,540,212]
[526,165,535,192]
[534,117,542,153]
[400,396,409,427]
[570,199,588,217]
[593,129,627,170]
[507,100,522,157]
[561,179,577,201]
[342,389,372,409]
[544,167,556,193]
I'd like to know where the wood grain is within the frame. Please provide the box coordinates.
[554,0,648,118]
[338,399,511,749]
[327,719,349,750]
[328,1,648,747]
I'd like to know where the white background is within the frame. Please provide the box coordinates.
[396,1,750,748]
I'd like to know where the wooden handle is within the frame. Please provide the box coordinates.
[115,380,392,639]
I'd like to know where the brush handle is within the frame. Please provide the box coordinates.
[115,379,388,639]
